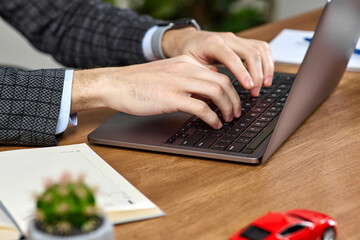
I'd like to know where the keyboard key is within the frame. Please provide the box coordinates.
[235,137,252,144]
[198,124,212,133]
[241,148,254,154]
[274,102,285,107]
[181,131,206,146]
[218,137,233,144]
[176,132,189,139]
[246,117,279,150]
[242,117,256,123]
[279,84,290,89]
[223,121,234,127]
[225,133,240,139]
[258,116,273,122]
[245,112,261,118]
[263,111,278,117]
[211,143,228,151]
[269,107,282,112]
[186,121,200,128]
[259,89,269,94]
[217,126,230,133]
[166,136,176,144]
[256,102,271,108]
[252,121,267,128]
[248,126,262,133]
[235,122,250,128]
[243,102,252,108]
[227,143,246,152]
[279,97,287,102]
[251,107,266,113]
[241,132,257,138]
[196,137,217,148]
[268,93,281,98]
[263,97,276,103]
[208,131,224,138]
[228,126,245,134]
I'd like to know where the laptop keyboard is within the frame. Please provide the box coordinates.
[165,67,296,154]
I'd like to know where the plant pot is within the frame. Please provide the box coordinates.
[27,215,114,240]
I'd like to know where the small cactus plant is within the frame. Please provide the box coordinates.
[34,172,102,236]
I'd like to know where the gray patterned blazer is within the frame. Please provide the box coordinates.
[0,0,160,146]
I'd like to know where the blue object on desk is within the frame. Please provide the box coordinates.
[304,37,360,55]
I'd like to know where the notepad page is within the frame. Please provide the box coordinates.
[0,202,21,239]
[270,28,360,71]
[0,143,162,234]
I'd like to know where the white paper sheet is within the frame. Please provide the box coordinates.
[270,29,360,71]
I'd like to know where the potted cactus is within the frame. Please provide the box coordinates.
[28,173,114,240]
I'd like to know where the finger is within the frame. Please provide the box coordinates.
[222,35,276,95]
[175,96,222,129]
[242,47,264,97]
[205,36,254,90]
[223,38,266,96]
[179,76,235,122]
[179,66,241,118]
[256,41,274,87]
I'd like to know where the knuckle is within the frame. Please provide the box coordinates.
[219,75,232,87]
[223,32,236,39]
[268,61,275,71]
[206,35,225,46]
[221,104,233,115]
[195,101,210,115]
[210,114,220,126]
[262,41,271,51]
[249,49,261,59]
[210,84,225,96]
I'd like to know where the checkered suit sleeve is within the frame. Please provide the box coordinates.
[0,67,64,146]
[0,0,161,68]
[0,0,162,145]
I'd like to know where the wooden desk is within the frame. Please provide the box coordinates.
[2,9,360,240]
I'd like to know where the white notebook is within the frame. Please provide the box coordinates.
[270,28,360,71]
[0,143,164,239]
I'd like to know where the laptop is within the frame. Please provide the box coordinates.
[88,0,360,164]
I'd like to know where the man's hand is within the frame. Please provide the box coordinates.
[162,28,274,96]
[71,56,241,129]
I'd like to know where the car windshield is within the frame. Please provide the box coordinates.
[240,225,271,240]
[280,224,306,236]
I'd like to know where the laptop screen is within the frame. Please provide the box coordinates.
[263,0,360,162]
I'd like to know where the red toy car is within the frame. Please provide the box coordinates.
[230,209,337,240]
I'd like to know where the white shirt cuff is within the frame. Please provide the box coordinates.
[142,26,158,61]
[55,70,77,134]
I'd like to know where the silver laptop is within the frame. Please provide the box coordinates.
[88,0,360,164]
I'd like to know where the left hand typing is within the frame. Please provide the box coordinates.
[162,28,274,97]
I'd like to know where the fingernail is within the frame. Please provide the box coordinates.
[246,78,254,89]
[210,66,218,72]
[235,109,241,118]
[265,76,273,86]
[217,121,223,129]
[253,87,261,96]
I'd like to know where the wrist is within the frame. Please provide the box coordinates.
[71,69,106,113]
[151,19,200,59]
[162,27,198,58]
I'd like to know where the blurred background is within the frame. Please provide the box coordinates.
[104,0,270,33]
[0,0,326,69]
